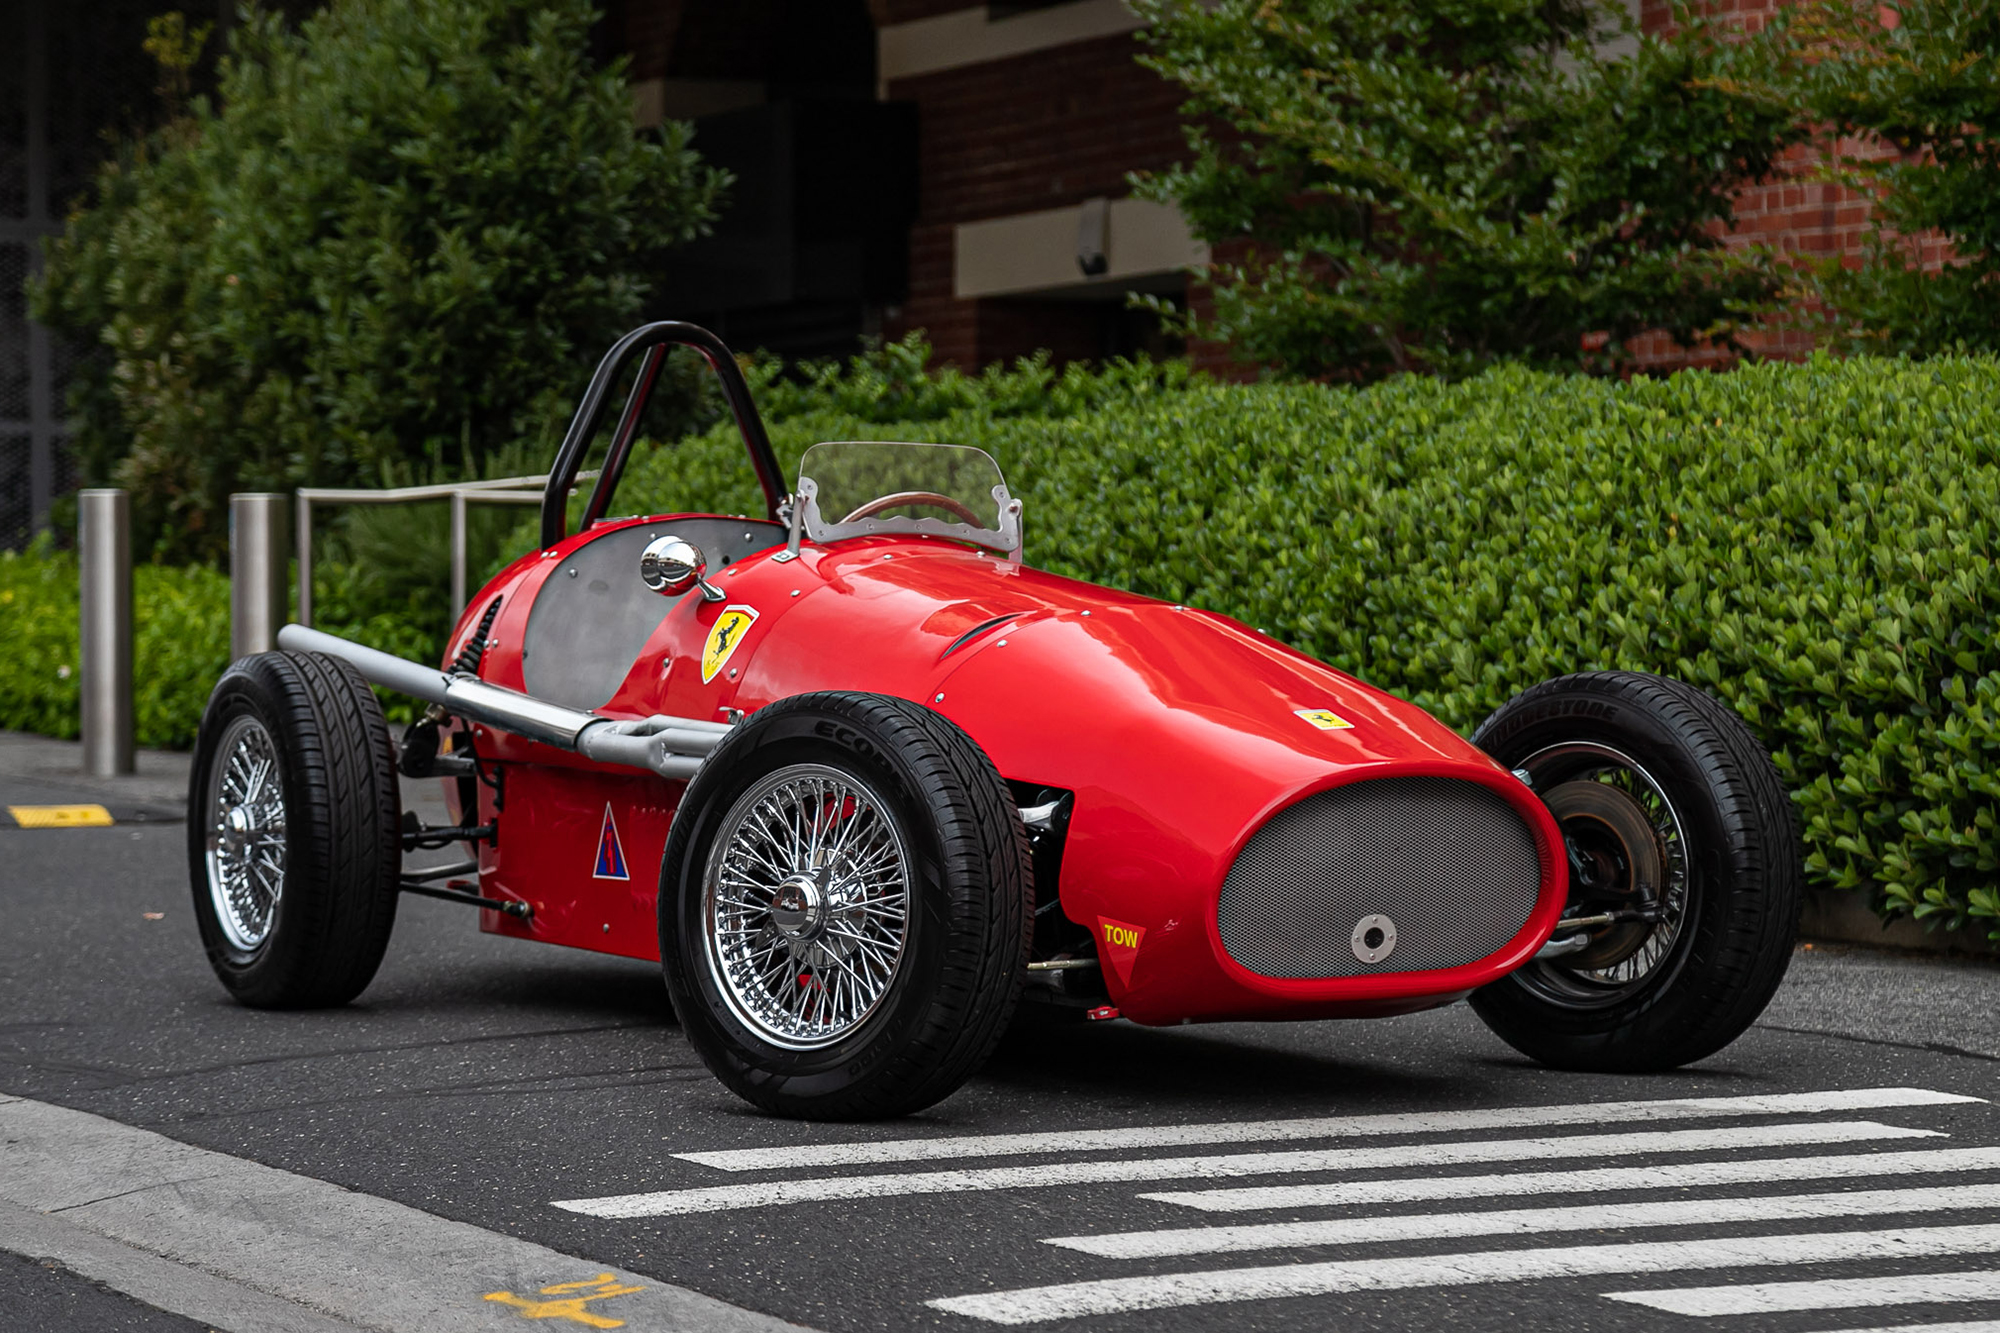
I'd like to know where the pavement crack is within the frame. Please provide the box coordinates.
[21,1020,666,1092]
[46,1174,217,1214]
[1755,1021,1999,1064]
[134,1064,714,1126]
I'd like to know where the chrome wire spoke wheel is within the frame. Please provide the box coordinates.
[1519,740,1691,1007]
[203,714,288,953]
[702,763,911,1050]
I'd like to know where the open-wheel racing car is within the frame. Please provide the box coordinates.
[189,322,1801,1120]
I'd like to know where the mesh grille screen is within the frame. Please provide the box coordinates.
[1217,777,1543,979]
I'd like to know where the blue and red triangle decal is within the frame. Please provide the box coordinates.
[592,803,629,881]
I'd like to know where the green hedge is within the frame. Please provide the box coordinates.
[0,541,438,748]
[5,351,1998,940]
[0,546,231,749]
[631,352,2000,941]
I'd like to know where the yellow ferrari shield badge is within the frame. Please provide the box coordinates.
[1295,708,1354,731]
[701,605,759,683]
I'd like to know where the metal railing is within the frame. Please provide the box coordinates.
[293,473,594,626]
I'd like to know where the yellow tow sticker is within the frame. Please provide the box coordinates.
[1294,708,1353,731]
[700,604,760,683]
[8,804,115,829]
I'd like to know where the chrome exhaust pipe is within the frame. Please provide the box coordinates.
[274,624,729,779]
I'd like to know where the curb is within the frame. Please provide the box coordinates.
[1801,888,1999,961]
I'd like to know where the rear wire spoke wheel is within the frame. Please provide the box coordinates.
[186,650,402,1008]
[205,714,289,951]
[661,692,1031,1120]
[1470,671,1800,1072]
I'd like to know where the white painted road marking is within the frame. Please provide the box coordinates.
[926,1223,2000,1324]
[1046,1183,2000,1258]
[1801,1324,2000,1333]
[1143,1145,2000,1212]
[673,1087,1979,1172]
[554,1120,1934,1219]
[1605,1269,2000,1316]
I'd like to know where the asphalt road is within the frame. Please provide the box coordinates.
[3,780,1998,1333]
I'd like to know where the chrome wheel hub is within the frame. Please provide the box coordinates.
[204,715,287,952]
[770,874,825,941]
[1520,741,1690,1005]
[703,764,911,1050]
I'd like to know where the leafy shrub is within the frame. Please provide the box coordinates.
[1,542,230,749]
[29,0,724,562]
[0,542,434,747]
[1129,0,1805,378]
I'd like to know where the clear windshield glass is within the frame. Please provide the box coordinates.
[796,441,1020,555]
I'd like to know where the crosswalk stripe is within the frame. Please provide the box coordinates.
[1047,1183,2000,1258]
[925,1222,2000,1325]
[673,1088,1978,1172]
[1605,1269,2000,1316]
[553,1120,1936,1219]
[1141,1145,2000,1213]
[1800,1312,2000,1320]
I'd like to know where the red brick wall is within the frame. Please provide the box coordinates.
[1626,0,1948,370]
[608,0,1933,374]
[882,30,1191,367]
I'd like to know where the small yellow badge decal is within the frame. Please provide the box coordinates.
[701,604,760,683]
[1295,708,1354,731]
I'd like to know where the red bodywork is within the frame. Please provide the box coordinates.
[443,516,1568,1027]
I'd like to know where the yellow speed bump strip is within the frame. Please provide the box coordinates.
[7,804,115,829]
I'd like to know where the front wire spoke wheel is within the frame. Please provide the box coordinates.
[1468,671,1800,1073]
[702,764,912,1050]
[1522,741,1693,1008]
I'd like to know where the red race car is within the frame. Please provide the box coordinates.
[188,323,1800,1120]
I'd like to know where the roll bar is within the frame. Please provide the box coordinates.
[540,322,786,549]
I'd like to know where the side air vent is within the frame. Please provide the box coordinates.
[1216,778,1543,979]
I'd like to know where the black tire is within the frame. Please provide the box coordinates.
[186,650,402,1008]
[659,691,1032,1119]
[1469,671,1800,1071]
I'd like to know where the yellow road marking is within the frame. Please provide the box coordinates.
[8,804,115,829]
[484,1273,644,1327]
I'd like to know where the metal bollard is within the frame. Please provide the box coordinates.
[229,493,290,659]
[78,489,134,777]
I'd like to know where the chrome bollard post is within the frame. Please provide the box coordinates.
[295,492,313,629]
[450,489,468,619]
[229,493,290,659]
[78,489,134,777]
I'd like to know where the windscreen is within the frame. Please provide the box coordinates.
[797,441,1019,554]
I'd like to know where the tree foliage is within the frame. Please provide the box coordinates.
[1130,0,1806,379]
[1773,0,2000,353]
[31,0,724,561]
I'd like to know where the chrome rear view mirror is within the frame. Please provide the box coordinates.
[639,535,724,602]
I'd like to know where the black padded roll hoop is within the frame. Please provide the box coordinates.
[541,322,787,549]
[1216,778,1543,979]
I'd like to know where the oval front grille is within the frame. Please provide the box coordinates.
[1216,777,1544,979]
